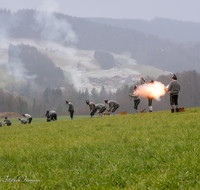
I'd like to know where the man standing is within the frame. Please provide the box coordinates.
[66,101,74,120]
[3,117,12,126]
[95,103,106,116]
[18,118,27,124]
[148,80,154,112]
[45,110,57,122]
[86,100,96,118]
[23,113,32,124]
[105,99,120,114]
[129,85,140,113]
[164,74,181,113]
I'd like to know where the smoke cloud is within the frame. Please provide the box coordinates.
[7,47,37,80]
[33,11,78,45]
[136,81,166,100]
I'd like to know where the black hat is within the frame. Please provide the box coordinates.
[172,74,177,80]
[134,85,137,90]
[86,100,89,105]
[18,118,21,120]
[105,99,108,103]
[150,80,154,83]
[66,101,69,104]
[5,117,7,119]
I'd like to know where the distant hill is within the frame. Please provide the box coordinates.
[1,9,200,74]
[86,17,200,43]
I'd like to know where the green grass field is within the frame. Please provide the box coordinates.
[0,115,89,126]
[0,108,200,189]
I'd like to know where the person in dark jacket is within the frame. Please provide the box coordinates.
[0,121,2,127]
[3,117,12,126]
[45,110,57,122]
[66,101,74,120]
[129,85,140,113]
[23,113,32,124]
[95,103,106,116]
[164,74,181,113]
[18,118,27,124]
[86,100,96,118]
[105,99,120,114]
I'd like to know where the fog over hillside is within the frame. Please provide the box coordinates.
[0,38,170,92]
[86,17,200,43]
[1,9,200,92]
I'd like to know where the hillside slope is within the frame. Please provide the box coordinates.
[0,38,170,91]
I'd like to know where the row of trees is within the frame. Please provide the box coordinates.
[1,70,200,118]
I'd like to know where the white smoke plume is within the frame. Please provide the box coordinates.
[136,81,166,100]
[7,47,37,80]
[33,0,78,46]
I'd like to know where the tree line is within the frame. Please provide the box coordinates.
[1,70,200,118]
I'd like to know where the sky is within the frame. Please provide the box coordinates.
[0,0,200,23]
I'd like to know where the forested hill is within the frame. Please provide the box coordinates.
[1,9,200,73]
[86,17,200,43]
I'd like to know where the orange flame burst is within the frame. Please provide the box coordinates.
[136,81,166,100]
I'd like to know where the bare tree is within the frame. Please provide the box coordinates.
[16,95,26,115]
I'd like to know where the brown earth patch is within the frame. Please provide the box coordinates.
[0,112,22,118]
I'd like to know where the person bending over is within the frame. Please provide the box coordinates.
[95,103,106,116]
[86,100,96,118]
[45,110,57,122]
[18,118,27,124]
[23,113,32,124]
[105,99,120,114]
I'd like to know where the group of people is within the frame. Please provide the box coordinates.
[0,74,181,126]
[86,99,120,118]
[0,113,32,127]
[129,77,154,113]
[129,74,181,113]
[44,99,120,121]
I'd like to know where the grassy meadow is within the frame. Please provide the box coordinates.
[0,108,200,189]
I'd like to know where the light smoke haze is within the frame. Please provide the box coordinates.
[0,0,200,23]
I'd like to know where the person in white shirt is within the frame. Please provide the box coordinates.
[23,113,33,124]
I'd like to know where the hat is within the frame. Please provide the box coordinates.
[172,74,177,80]
[134,85,137,90]
[150,80,154,83]
[105,99,108,103]
[86,100,89,105]
[66,101,69,104]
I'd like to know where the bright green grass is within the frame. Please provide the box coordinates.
[0,115,89,126]
[0,108,200,189]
